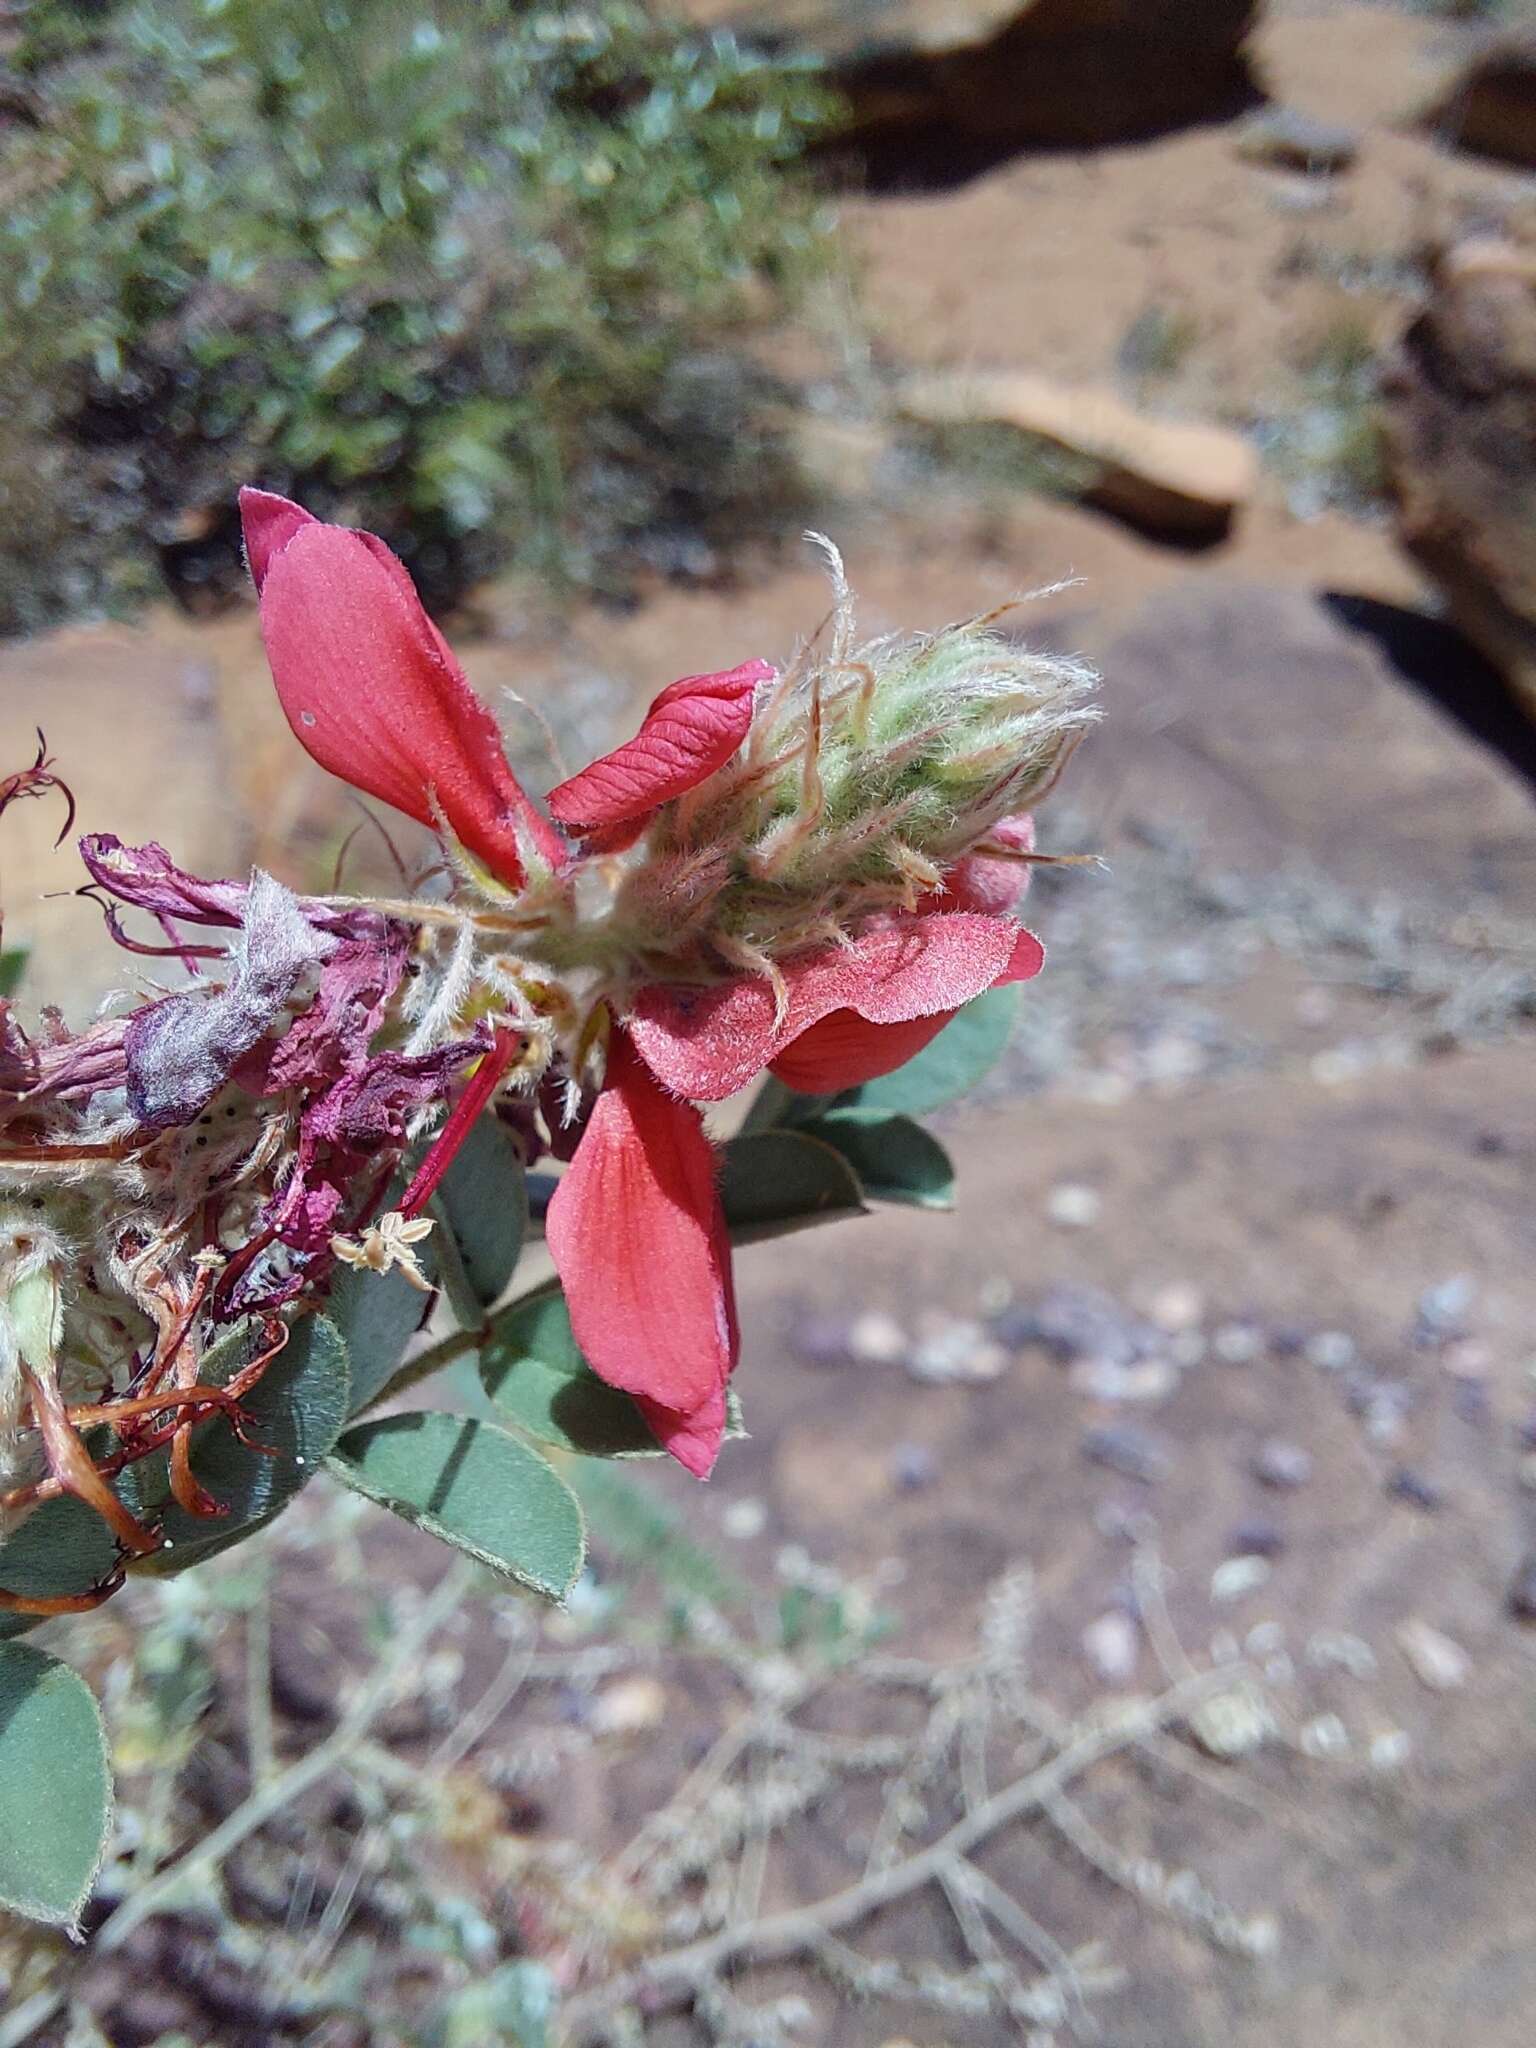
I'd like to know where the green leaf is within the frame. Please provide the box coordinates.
[430,1112,527,1323]
[327,1412,585,1602]
[0,1641,113,1928]
[123,1314,351,1575]
[333,1252,436,1416]
[801,1109,955,1210]
[719,1128,868,1244]
[842,984,1022,1118]
[0,1496,120,1641]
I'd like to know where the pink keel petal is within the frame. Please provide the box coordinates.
[942,813,1037,916]
[546,1031,737,1474]
[628,912,1028,1103]
[547,660,773,835]
[239,489,563,882]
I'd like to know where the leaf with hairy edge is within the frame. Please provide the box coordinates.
[480,1283,746,1458]
[840,984,1022,1118]
[801,1109,955,1211]
[0,1642,113,1928]
[0,1496,119,1640]
[123,1315,351,1575]
[327,1412,585,1602]
[719,1129,868,1244]
[430,1112,527,1325]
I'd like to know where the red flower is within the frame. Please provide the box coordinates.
[240,491,1044,1474]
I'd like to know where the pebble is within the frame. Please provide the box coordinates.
[1506,1549,1536,1625]
[792,1313,855,1369]
[1082,1610,1139,1684]
[906,1314,1008,1385]
[1213,1320,1264,1366]
[722,1496,768,1541]
[1227,1518,1286,1559]
[589,1677,668,1735]
[1190,1678,1276,1759]
[1306,1330,1357,1372]
[1369,1728,1412,1772]
[1442,1338,1491,1379]
[1068,1355,1178,1403]
[1148,1280,1205,1333]
[1252,1438,1313,1489]
[1003,1284,1157,1367]
[891,1442,938,1492]
[1413,1274,1475,1346]
[1268,1325,1308,1358]
[848,1310,908,1366]
[1047,1182,1101,1229]
[1396,1617,1471,1692]
[1082,1423,1169,1483]
[1299,1713,1351,1760]
[1305,1630,1376,1679]
[1211,1554,1272,1603]
[1385,1467,1444,1513]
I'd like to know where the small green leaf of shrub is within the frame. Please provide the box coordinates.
[801,1109,955,1210]
[481,1284,664,1458]
[123,1314,352,1575]
[0,1495,119,1641]
[334,1248,437,1417]
[719,1129,868,1243]
[327,1413,585,1602]
[0,1641,113,1929]
[430,1113,527,1323]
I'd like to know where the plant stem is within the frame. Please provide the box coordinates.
[0,1559,476,2048]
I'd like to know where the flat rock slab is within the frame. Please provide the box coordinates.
[1061,577,1536,906]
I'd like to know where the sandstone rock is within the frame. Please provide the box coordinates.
[897,367,1258,541]
[1381,233,1536,721]
[682,0,1262,154]
[1423,28,1536,169]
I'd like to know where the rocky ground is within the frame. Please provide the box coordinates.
[3,2,1536,2044]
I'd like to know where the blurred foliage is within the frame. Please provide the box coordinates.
[0,0,836,633]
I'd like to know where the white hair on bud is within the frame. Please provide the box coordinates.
[804,530,856,666]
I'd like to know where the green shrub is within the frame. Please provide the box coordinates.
[0,0,835,632]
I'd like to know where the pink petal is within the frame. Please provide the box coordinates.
[767,1008,953,1093]
[942,813,1036,916]
[629,911,1030,1102]
[769,924,1045,1092]
[546,1029,737,1475]
[633,1386,728,1480]
[547,660,772,836]
[238,488,564,882]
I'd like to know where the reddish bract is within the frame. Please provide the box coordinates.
[545,1030,738,1476]
[239,489,563,884]
[548,660,772,853]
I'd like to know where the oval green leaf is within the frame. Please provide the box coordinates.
[123,1314,351,1575]
[719,1128,868,1244]
[0,1496,120,1641]
[327,1412,585,1602]
[801,1109,955,1210]
[0,1641,113,1929]
[430,1112,527,1321]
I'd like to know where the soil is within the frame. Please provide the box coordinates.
[3,4,1536,2044]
